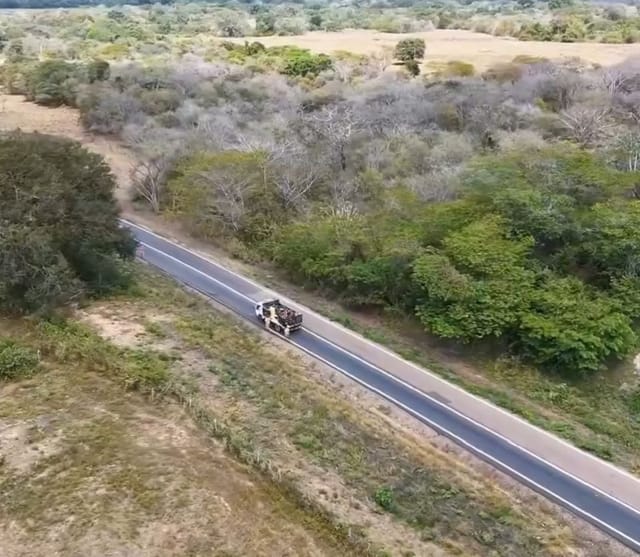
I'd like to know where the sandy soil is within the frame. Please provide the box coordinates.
[0,348,343,557]
[228,29,640,70]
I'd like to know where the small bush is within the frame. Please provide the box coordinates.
[512,55,548,65]
[0,339,40,380]
[628,390,640,414]
[374,486,394,511]
[482,62,523,82]
[444,60,475,77]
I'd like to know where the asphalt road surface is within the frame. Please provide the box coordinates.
[123,219,640,553]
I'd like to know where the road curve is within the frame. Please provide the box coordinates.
[122,219,640,553]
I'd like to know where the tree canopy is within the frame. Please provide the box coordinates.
[0,133,136,314]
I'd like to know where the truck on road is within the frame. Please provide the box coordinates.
[255,298,303,337]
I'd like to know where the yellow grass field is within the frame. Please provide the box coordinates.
[230,29,640,70]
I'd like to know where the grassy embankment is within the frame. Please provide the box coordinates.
[252,263,640,472]
[0,265,606,557]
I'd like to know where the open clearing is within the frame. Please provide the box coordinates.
[229,29,639,70]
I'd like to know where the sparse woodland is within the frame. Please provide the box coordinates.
[2,4,640,377]
[5,5,640,555]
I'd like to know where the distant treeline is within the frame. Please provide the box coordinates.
[0,0,552,9]
[0,0,168,7]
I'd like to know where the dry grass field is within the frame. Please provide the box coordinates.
[229,29,640,70]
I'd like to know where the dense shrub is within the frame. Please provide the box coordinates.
[0,133,136,314]
[0,340,40,380]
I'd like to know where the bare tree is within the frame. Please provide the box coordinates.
[130,156,172,213]
[124,126,187,213]
[559,107,613,147]
[196,168,254,233]
[272,157,323,210]
[368,46,394,74]
[602,68,629,96]
[303,105,362,172]
[327,178,361,218]
[333,60,354,83]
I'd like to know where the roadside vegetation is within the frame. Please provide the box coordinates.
[0,128,627,554]
[2,0,640,470]
[0,261,623,555]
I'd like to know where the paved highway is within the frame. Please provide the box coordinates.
[122,219,640,553]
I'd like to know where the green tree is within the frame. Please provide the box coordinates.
[309,13,323,30]
[26,59,79,106]
[0,133,136,314]
[394,38,426,62]
[282,49,332,77]
[255,12,276,35]
[412,217,536,341]
[517,276,635,374]
[578,201,640,280]
[404,59,420,76]
[86,58,110,83]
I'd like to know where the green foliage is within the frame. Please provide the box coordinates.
[404,59,420,77]
[0,339,40,380]
[579,202,640,281]
[373,486,394,511]
[0,133,136,314]
[86,58,110,83]
[516,277,635,374]
[26,59,79,106]
[394,38,425,62]
[282,48,332,77]
[413,218,536,341]
[166,150,283,242]
[265,144,638,374]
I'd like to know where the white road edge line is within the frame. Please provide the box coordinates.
[139,240,640,534]
[122,219,640,485]
[127,219,640,490]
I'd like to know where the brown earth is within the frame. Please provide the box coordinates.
[228,29,640,70]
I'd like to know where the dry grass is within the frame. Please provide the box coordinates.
[228,29,639,70]
[0,339,346,557]
[61,266,625,556]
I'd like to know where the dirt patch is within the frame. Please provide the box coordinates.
[0,419,63,474]
[0,351,347,557]
[228,29,639,70]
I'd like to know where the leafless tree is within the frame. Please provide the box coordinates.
[130,156,172,213]
[333,60,354,83]
[271,157,323,210]
[325,178,363,218]
[303,105,362,172]
[360,137,394,172]
[368,46,394,74]
[602,69,629,96]
[124,125,187,213]
[404,170,460,202]
[196,168,254,233]
[559,106,613,147]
